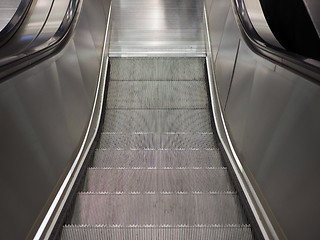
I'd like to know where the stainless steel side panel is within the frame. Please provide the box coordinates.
[214,6,240,108]
[207,0,230,61]
[205,0,320,239]
[0,0,110,239]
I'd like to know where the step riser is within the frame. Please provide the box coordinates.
[103,109,212,133]
[106,81,208,109]
[83,169,234,192]
[110,58,206,81]
[61,226,253,240]
[98,133,216,150]
[71,194,248,225]
[93,150,224,168]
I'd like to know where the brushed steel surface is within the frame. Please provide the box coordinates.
[0,0,110,238]
[205,0,320,238]
[0,0,53,57]
[0,0,20,31]
[243,0,283,48]
[226,39,320,240]
[109,0,205,56]
[214,6,240,109]
[27,0,70,47]
[112,0,203,9]
[207,0,230,61]
[303,0,320,38]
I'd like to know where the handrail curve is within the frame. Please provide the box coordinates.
[233,0,320,82]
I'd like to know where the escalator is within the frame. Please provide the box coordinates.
[60,57,254,239]
[1,0,320,239]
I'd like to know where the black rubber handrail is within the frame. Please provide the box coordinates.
[233,0,320,83]
[0,0,81,82]
[0,0,33,47]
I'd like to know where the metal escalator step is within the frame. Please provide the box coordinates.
[93,149,225,168]
[106,81,208,109]
[109,57,206,81]
[61,224,254,240]
[103,109,213,133]
[83,168,234,192]
[70,193,248,225]
[98,133,216,150]
[161,133,216,149]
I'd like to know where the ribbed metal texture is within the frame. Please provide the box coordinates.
[110,58,206,81]
[71,193,247,225]
[61,57,253,239]
[103,109,212,133]
[83,168,234,192]
[106,81,208,109]
[98,133,216,150]
[93,149,225,168]
[61,225,253,240]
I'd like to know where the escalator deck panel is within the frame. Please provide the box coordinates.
[61,57,253,239]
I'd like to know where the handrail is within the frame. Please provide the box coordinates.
[0,0,33,47]
[0,0,81,82]
[233,0,320,83]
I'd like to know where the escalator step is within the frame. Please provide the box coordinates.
[109,57,206,81]
[103,109,213,133]
[106,81,208,109]
[83,168,234,192]
[70,193,248,225]
[60,57,253,239]
[61,225,253,240]
[92,149,225,168]
[98,133,216,150]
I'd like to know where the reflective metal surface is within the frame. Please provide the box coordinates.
[0,0,53,57]
[213,7,240,108]
[303,0,320,38]
[0,0,20,31]
[0,0,110,239]
[27,0,70,47]
[205,0,320,239]
[207,0,230,61]
[0,0,32,47]
[0,0,80,81]
[109,0,205,57]
[243,0,283,49]
[233,0,320,81]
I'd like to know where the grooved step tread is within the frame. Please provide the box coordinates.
[70,193,248,225]
[93,149,224,168]
[83,168,234,192]
[106,81,208,109]
[61,225,254,240]
[98,133,216,150]
[63,57,253,239]
[103,109,213,133]
[110,58,206,81]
